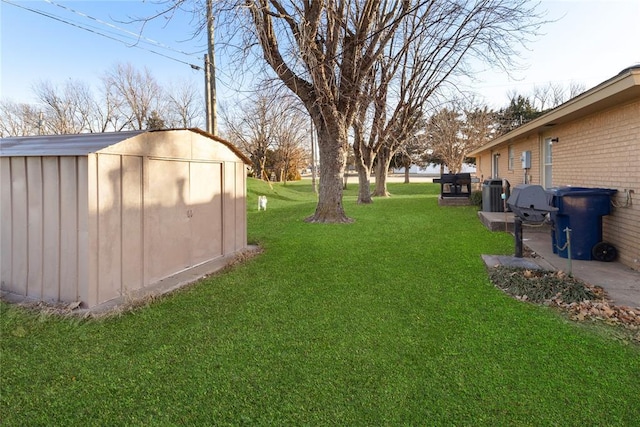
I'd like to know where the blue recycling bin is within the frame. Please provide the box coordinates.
[547,187,617,260]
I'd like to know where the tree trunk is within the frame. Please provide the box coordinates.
[356,163,372,204]
[305,123,352,223]
[373,147,392,197]
[353,135,374,204]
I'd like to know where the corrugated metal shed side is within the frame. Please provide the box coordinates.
[2,128,250,309]
[0,129,251,165]
[0,131,145,156]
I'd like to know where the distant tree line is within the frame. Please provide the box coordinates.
[394,81,586,178]
[0,62,203,137]
[219,89,309,183]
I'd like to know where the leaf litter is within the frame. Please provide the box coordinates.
[488,266,640,344]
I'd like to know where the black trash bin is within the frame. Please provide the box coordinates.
[482,179,510,212]
[547,187,617,260]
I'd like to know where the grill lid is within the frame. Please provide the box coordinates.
[507,184,558,223]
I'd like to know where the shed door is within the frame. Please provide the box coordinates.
[189,162,223,265]
[147,159,191,282]
[146,159,223,283]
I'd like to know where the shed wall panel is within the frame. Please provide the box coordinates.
[235,162,247,252]
[96,154,123,304]
[222,162,235,254]
[121,156,144,293]
[10,158,28,294]
[26,157,44,299]
[59,157,79,302]
[0,158,13,291]
[85,154,99,307]
[42,157,61,301]
[77,157,90,306]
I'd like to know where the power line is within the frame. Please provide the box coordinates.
[1,0,203,69]
[42,0,203,60]
[34,0,257,94]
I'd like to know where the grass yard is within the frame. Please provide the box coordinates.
[1,178,639,426]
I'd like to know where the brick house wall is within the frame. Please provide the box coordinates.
[473,98,640,270]
[551,100,639,269]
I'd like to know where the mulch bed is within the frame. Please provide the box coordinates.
[488,266,640,344]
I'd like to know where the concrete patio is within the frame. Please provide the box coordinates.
[478,211,640,309]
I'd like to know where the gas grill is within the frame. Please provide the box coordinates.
[506,184,558,258]
[507,184,557,224]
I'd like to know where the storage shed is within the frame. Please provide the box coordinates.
[1,129,251,309]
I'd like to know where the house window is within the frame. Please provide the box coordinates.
[492,153,500,178]
[543,137,553,188]
[508,145,514,170]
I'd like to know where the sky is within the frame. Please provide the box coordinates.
[1,0,639,111]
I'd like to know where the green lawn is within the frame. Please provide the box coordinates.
[2,179,639,426]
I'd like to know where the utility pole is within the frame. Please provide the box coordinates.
[38,111,44,135]
[204,54,212,133]
[206,0,217,135]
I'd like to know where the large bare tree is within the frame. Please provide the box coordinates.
[0,101,41,137]
[351,0,544,200]
[221,90,310,182]
[241,0,413,222]
[102,63,165,130]
[220,93,279,180]
[129,0,544,221]
[165,79,204,128]
[422,100,494,174]
[239,0,543,220]
[32,80,98,134]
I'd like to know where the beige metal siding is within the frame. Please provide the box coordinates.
[0,158,13,293]
[1,130,248,307]
[144,157,225,284]
[42,157,60,301]
[189,161,223,265]
[121,155,144,296]
[223,162,235,254]
[1,158,26,295]
[77,157,89,304]
[145,158,191,283]
[86,153,99,306]
[59,156,80,302]
[0,156,86,302]
[235,162,247,252]
[89,153,146,306]
[96,153,123,304]
[12,158,28,295]
[26,157,43,299]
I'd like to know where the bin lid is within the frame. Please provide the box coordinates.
[483,179,505,185]
[553,186,617,197]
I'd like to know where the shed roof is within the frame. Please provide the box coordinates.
[0,130,144,156]
[0,128,251,164]
[468,65,640,156]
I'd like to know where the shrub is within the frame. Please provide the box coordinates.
[470,190,483,208]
